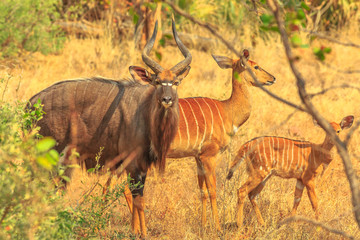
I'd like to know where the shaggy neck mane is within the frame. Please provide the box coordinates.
[148,93,179,173]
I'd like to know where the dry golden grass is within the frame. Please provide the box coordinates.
[1,21,360,239]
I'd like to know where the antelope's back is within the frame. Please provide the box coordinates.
[29,77,153,163]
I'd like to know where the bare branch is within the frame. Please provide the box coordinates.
[302,29,360,49]
[309,84,360,98]
[345,120,360,145]
[279,216,355,240]
[320,61,360,74]
[267,0,360,228]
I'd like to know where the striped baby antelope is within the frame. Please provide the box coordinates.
[226,115,354,227]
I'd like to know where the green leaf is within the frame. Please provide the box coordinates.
[291,34,302,47]
[159,38,165,47]
[323,47,331,53]
[155,51,162,61]
[300,44,310,48]
[87,168,95,173]
[133,14,139,25]
[260,14,274,26]
[36,156,53,170]
[61,175,71,182]
[164,34,173,40]
[36,137,56,152]
[297,9,306,20]
[313,47,325,61]
[234,72,241,83]
[301,2,311,11]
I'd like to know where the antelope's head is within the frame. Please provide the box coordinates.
[212,49,276,87]
[324,115,354,144]
[130,19,192,109]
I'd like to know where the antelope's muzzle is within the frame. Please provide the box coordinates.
[162,96,173,108]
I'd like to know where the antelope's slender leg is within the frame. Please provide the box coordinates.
[290,179,305,216]
[203,157,221,232]
[248,175,271,226]
[195,157,208,230]
[305,180,319,219]
[124,183,133,214]
[237,177,263,227]
[130,172,147,238]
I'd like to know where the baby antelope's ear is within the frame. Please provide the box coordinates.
[340,115,354,130]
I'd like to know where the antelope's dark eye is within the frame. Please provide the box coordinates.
[337,130,340,133]
[173,81,180,86]
[254,66,259,70]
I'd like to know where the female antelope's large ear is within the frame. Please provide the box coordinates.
[176,66,191,81]
[129,66,152,84]
[340,115,354,129]
[212,54,233,69]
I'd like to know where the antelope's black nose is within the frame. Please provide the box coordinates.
[162,96,172,104]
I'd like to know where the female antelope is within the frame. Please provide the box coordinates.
[227,116,354,227]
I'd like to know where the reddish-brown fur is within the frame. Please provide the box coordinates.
[227,115,354,227]
[108,50,276,232]
[166,50,276,231]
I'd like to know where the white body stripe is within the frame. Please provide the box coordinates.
[210,99,226,135]
[179,103,190,149]
[202,98,214,140]
[289,141,294,172]
[262,139,268,170]
[193,98,207,149]
[183,99,199,148]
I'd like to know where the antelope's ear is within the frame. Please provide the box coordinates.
[129,66,152,84]
[340,115,354,129]
[242,49,250,61]
[212,54,233,69]
[176,66,191,81]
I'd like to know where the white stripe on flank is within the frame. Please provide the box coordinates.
[183,99,199,148]
[277,137,280,168]
[179,103,190,149]
[202,98,214,140]
[271,137,276,166]
[262,139,268,170]
[300,143,304,171]
[209,99,226,134]
[257,141,263,168]
[286,139,290,171]
[281,138,285,170]
[288,141,294,172]
[193,98,206,149]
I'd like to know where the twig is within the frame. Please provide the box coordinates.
[320,61,360,74]
[345,120,360,145]
[303,29,360,49]
[0,205,11,225]
[267,0,360,228]
[164,0,307,112]
[279,215,355,240]
[309,84,360,98]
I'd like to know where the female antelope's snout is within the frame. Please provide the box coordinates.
[265,76,276,85]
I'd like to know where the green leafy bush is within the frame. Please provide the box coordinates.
[0,99,135,238]
[0,0,65,58]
